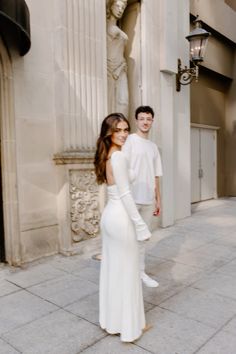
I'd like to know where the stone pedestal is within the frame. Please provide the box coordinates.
[54,151,101,255]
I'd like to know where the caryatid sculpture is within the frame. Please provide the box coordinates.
[106,0,129,117]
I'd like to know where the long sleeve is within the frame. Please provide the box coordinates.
[122,136,131,160]
[111,151,151,241]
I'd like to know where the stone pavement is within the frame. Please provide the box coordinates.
[0,198,236,354]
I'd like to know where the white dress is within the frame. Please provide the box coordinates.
[99,151,151,342]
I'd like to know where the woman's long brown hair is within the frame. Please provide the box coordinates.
[94,113,130,184]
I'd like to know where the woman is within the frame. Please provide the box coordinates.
[106,0,129,116]
[94,113,151,342]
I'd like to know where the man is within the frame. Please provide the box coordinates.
[122,105,162,287]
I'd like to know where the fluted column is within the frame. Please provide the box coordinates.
[54,0,107,152]
[0,38,21,265]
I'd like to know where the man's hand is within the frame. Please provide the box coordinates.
[153,201,161,216]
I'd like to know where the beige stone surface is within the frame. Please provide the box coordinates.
[20,225,59,263]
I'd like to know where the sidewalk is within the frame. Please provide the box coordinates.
[0,198,236,354]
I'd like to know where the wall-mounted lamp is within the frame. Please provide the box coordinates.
[176,16,211,92]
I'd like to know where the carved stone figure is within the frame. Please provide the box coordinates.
[106,0,129,116]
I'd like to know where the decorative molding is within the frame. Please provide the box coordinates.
[69,169,100,242]
[53,150,95,165]
[191,123,220,130]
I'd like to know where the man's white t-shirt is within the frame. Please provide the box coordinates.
[122,133,163,205]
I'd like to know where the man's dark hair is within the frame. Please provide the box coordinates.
[135,105,154,119]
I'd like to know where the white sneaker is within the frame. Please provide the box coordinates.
[141,272,159,288]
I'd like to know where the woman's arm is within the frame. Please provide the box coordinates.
[111,151,151,241]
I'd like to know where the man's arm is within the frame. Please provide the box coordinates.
[154,176,161,216]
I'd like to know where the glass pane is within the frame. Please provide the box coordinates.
[190,36,208,62]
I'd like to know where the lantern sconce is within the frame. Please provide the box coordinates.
[176,16,211,92]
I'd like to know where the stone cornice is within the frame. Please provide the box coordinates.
[53,150,95,165]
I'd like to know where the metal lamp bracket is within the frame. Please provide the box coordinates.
[176,58,199,92]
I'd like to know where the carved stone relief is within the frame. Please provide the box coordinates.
[69,169,100,242]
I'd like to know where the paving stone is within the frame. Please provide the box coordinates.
[212,232,236,248]
[149,227,176,241]
[147,243,188,260]
[28,274,98,307]
[49,254,94,273]
[72,264,100,284]
[144,301,156,312]
[146,258,203,285]
[5,263,66,288]
[196,331,236,354]
[65,291,99,325]
[191,199,231,213]
[213,258,236,276]
[0,338,20,353]
[80,335,152,354]
[190,242,236,261]
[192,272,236,301]
[0,290,57,334]
[222,315,236,335]
[201,214,236,227]
[136,307,216,354]
[174,216,218,228]
[0,280,21,297]
[3,309,105,354]
[176,216,235,237]
[0,197,235,354]
[143,277,186,306]
[160,287,236,329]
[176,242,236,269]
[145,254,168,269]
[155,231,218,252]
[172,248,230,271]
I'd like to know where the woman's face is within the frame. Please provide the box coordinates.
[111,0,127,19]
[111,121,129,148]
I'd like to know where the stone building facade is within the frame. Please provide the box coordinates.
[0,0,235,265]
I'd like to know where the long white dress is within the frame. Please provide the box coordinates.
[99,151,151,342]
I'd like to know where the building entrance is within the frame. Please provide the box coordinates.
[191,126,217,203]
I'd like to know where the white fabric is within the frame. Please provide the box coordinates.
[137,203,154,272]
[123,133,163,205]
[99,151,150,342]
[111,151,151,241]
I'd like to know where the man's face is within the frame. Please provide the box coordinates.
[136,112,154,134]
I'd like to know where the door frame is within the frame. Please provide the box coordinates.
[0,37,21,265]
[191,123,219,203]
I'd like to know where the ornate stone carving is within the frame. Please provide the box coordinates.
[69,170,100,242]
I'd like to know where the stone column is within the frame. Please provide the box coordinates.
[54,0,107,254]
[159,0,178,227]
[0,39,21,265]
[140,0,191,227]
